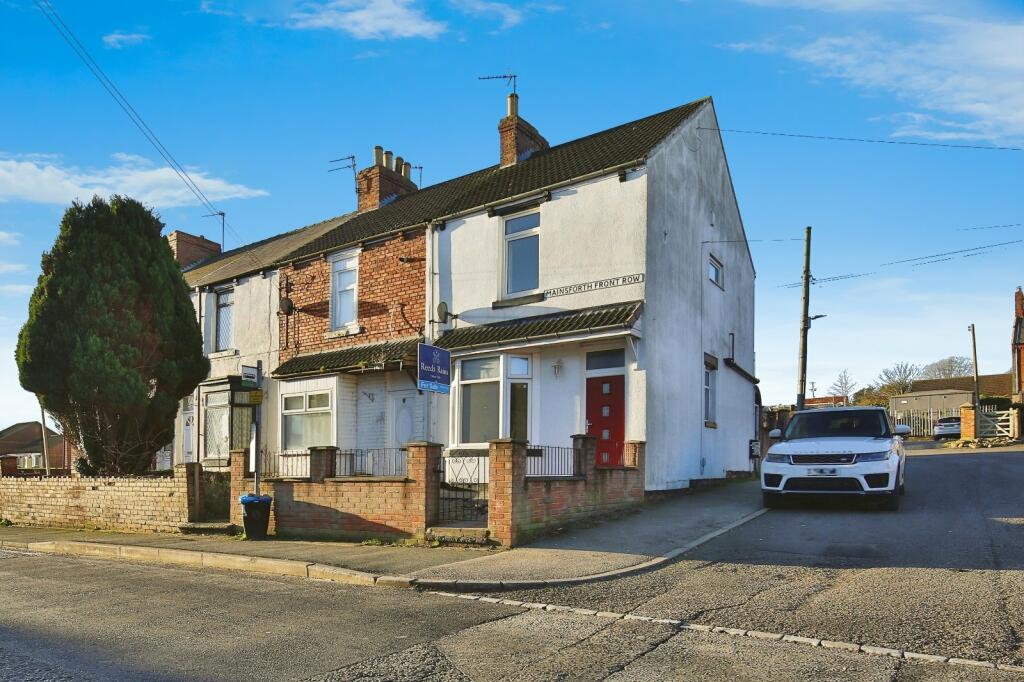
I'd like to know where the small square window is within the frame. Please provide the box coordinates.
[602,383,611,394]
[602,406,610,417]
[283,395,304,411]
[462,357,499,380]
[708,256,724,288]
[508,357,530,377]
[587,349,625,370]
[601,429,610,440]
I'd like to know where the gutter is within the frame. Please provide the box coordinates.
[725,357,759,385]
[277,157,648,266]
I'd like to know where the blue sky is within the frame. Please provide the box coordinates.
[0,0,1021,421]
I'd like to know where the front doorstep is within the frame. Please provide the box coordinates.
[426,526,493,546]
[178,522,239,536]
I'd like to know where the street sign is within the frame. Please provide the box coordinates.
[417,343,451,394]
[240,365,259,389]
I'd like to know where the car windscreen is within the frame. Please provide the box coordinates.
[783,410,891,439]
[937,417,960,424]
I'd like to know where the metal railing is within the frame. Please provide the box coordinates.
[526,445,578,477]
[260,450,310,479]
[439,452,489,524]
[335,448,407,477]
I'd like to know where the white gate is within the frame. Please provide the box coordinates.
[978,410,1013,438]
[890,408,961,437]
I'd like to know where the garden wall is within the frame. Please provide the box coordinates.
[0,463,201,533]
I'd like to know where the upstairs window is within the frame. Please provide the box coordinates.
[215,288,233,351]
[330,250,359,330]
[708,255,724,289]
[504,212,540,296]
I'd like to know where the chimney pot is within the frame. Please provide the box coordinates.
[394,155,404,172]
[373,145,384,166]
[507,92,518,117]
[402,161,411,179]
[384,150,394,170]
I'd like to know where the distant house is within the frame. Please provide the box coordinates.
[0,421,78,470]
[889,373,1013,415]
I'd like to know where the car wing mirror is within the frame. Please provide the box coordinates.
[768,428,782,439]
[893,424,911,437]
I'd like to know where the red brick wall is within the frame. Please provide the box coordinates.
[0,463,200,532]
[280,231,426,362]
[489,437,645,547]
[230,444,440,540]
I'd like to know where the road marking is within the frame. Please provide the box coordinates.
[423,590,1021,672]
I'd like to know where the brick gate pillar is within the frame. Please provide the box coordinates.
[406,442,442,536]
[175,462,203,522]
[488,439,527,547]
[0,457,16,477]
[960,403,976,440]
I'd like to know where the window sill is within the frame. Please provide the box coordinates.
[704,420,718,429]
[492,292,545,309]
[208,349,237,359]
[325,325,362,340]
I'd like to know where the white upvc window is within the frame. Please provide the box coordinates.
[704,362,718,425]
[281,390,334,451]
[330,249,359,331]
[503,212,540,296]
[214,287,234,351]
[708,255,724,289]
[456,355,533,446]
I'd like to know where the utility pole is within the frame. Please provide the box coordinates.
[39,404,51,476]
[968,323,980,406]
[796,226,813,411]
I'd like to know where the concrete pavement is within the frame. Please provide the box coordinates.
[0,478,765,588]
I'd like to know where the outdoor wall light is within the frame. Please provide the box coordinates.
[551,359,562,377]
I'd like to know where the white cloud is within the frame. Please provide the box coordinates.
[0,153,268,208]
[102,31,151,49]
[290,0,446,39]
[0,232,19,246]
[449,0,522,29]
[0,284,33,296]
[722,9,1024,142]
[0,263,26,274]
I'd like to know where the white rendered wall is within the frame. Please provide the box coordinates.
[644,101,756,489]
[174,271,282,463]
[436,170,648,327]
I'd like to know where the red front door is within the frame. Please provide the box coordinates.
[586,375,625,466]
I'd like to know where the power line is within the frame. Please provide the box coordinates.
[698,127,1023,152]
[880,239,1022,266]
[955,222,1023,232]
[34,0,260,270]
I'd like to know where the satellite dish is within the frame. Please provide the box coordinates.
[281,297,295,316]
[436,301,450,324]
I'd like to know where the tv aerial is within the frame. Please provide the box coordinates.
[478,73,517,93]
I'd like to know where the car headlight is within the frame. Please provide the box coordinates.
[765,453,789,463]
[856,451,890,462]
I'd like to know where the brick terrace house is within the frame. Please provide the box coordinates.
[267,147,432,476]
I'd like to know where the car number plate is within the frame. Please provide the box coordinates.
[808,467,838,476]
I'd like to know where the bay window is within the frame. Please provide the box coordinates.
[282,391,333,451]
[457,355,533,445]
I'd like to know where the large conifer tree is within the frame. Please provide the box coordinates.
[17,196,209,474]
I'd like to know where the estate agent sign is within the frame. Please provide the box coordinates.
[417,343,451,394]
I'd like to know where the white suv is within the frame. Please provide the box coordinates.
[762,406,909,511]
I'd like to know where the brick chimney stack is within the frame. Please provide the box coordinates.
[167,231,221,268]
[499,93,549,167]
[356,144,418,212]
[1016,286,1023,319]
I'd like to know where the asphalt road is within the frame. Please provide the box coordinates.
[2,449,1022,680]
